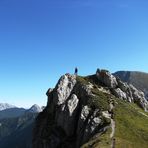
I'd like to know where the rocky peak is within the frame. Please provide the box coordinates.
[27,104,42,113]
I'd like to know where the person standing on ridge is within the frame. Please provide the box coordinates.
[75,67,78,75]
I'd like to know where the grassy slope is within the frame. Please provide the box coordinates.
[81,129,112,148]
[82,99,148,148]
[77,76,112,148]
[115,99,148,148]
[78,75,148,148]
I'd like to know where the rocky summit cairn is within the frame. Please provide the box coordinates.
[33,70,148,148]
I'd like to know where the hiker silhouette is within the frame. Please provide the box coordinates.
[75,67,78,75]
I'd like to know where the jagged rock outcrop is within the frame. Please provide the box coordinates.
[33,70,148,148]
[96,69,148,111]
[129,84,148,111]
[96,69,118,88]
[33,73,112,148]
[114,71,148,100]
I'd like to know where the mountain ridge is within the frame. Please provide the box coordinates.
[0,104,42,119]
[0,103,42,148]
[0,112,37,148]
[0,103,16,111]
[33,69,148,148]
[114,70,148,100]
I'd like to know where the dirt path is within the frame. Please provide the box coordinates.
[138,111,148,118]
[110,119,115,139]
[109,100,116,148]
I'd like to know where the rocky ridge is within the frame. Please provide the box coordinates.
[33,69,148,148]
[114,71,148,100]
[97,69,148,111]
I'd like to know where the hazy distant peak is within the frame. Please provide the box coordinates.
[0,103,16,111]
[27,104,42,113]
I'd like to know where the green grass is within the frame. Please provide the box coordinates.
[81,128,112,148]
[85,75,101,86]
[89,88,110,111]
[76,76,89,86]
[114,99,148,148]
[77,75,110,111]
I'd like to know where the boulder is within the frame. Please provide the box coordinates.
[112,88,127,100]
[116,77,128,92]
[96,69,118,88]
[53,74,76,105]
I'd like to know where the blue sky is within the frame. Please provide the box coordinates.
[0,0,148,107]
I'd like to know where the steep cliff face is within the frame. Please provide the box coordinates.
[33,70,148,148]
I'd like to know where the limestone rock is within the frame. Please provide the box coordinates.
[129,84,148,111]
[79,105,90,121]
[116,77,128,92]
[112,88,127,100]
[67,94,79,116]
[53,74,76,105]
[83,109,101,140]
[96,69,118,88]
[55,94,79,136]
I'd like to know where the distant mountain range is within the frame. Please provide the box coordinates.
[0,103,16,111]
[0,103,42,148]
[114,71,148,100]
[0,103,42,119]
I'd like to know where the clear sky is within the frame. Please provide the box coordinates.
[0,0,148,108]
